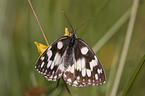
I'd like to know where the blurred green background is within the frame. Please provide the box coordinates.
[0,0,145,96]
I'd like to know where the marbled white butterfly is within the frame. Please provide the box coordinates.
[35,27,106,87]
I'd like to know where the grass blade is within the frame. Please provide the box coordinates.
[122,55,145,96]
[110,0,139,95]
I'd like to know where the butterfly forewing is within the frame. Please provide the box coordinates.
[35,36,68,81]
[63,38,106,87]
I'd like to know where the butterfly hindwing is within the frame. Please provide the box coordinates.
[63,38,106,87]
[35,36,68,81]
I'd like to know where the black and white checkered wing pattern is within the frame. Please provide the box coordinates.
[35,36,68,81]
[63,39,106,87]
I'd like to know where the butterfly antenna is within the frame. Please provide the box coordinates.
[28,0,49,46]
[62,10,74,31]
[75,17,93,32]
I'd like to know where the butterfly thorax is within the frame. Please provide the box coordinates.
[67,31,77,47]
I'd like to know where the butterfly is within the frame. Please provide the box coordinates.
[35,27,106,87]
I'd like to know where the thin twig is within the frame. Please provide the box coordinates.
[28,0,49,46]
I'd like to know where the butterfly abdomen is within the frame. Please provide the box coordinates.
[64,43,74,69]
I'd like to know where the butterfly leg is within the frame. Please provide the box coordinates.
[62,76,72,96]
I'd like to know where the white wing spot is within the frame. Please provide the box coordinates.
[54,53,61,65]
[73,80,78,85]
[90,60,97,71]
[95,74,98,80]
[64,73,67,78]
[66,65,71,72]
[103,81,106,83]
[76,59,81,71]
[87,69,91,77]
[59,73,62,77]
[81,58,85,69]
[70,64,74,73]
[47,50,52,60]
[57,41,63,49]
[47,60,52,68]
[67,78,72,82]
[77,76,80,80]
[82,68,86,77]
[54,75,57,79]
[41,62,45,68]
[41,56,45,61]
[51,61,55,69]
[45,69,47,73]
[97,69,102,74]
[94,56,98,61]
[49,75,53,79]
[88,79,91,83]
[52,71,54,75]
[81,47,89,55]
[59,63,64,71]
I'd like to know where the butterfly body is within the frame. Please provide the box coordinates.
[35,30,106,87]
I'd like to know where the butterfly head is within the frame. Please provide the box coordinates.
[70,30,77,38]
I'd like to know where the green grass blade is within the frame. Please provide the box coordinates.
[110,0,139,95]
[122,55,145,96]
[92,9,130,52]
